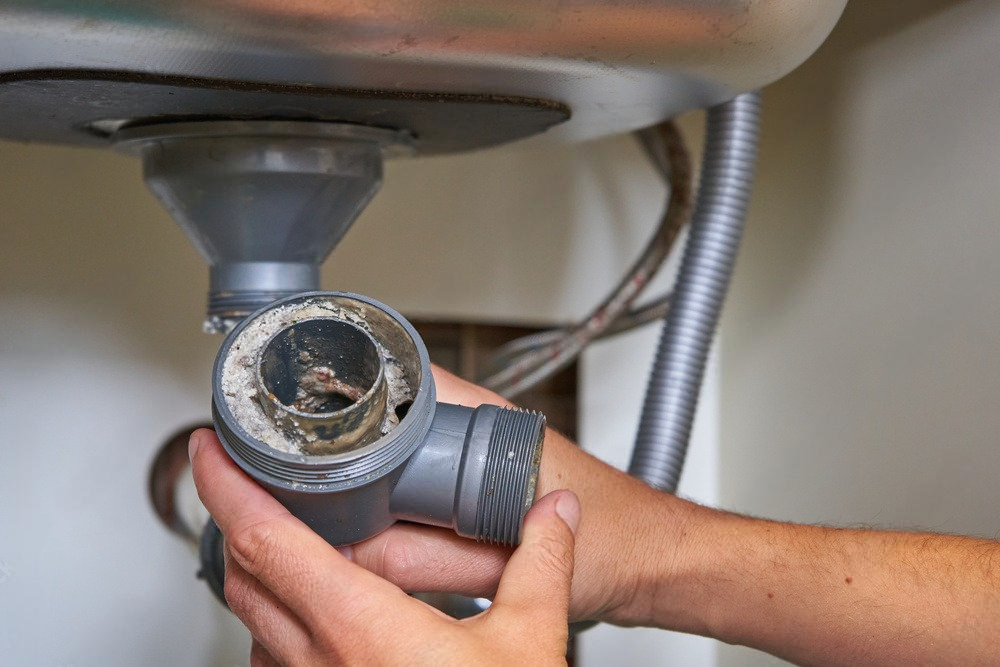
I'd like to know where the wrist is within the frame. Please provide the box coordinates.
[638,506,792,645]
[615,492,722,632]
[534,431,732,631]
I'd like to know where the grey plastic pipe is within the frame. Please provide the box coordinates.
[212,292,545,547]
[628,91,762,492]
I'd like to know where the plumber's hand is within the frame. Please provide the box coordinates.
[190,428,579,667]
[349,367,695,627]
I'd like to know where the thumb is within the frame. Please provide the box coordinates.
[489,490,580,629]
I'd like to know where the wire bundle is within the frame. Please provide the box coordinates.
[479,121,693,397]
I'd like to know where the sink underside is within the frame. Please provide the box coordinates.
[0,0,847,154]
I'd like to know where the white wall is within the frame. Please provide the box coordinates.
[0,144,251,666]
[719,1,1000,664]
[0,120,719,663]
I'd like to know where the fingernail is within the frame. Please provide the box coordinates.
[336,545,353,561]
[188,431,203,461]
[554,492,580,536]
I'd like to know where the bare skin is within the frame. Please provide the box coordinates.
[191,366,1000,666]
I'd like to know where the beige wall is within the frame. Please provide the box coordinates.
[720,1,1000,664]
[0,144,250,664]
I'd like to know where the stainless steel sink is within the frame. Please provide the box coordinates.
[0,0,847,153]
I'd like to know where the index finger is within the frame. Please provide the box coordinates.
[189,428,407,629]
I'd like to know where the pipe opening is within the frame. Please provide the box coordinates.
[219,294,419,459]
[394,400,414,422]
[258,319,382,416]
[251,316,390,454]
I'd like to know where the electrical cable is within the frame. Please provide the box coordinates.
[485,292,672,370]
[480,121,693,397]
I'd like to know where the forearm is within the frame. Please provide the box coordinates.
[357,369,1000,664]
[652,505,1000,665]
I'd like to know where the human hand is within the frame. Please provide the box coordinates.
[190,427,581,666]
[348,367,698,628]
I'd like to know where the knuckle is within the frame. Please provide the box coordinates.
[227,518,284,576]
[223,572,258,619]
[377,536,421,587]
[531,529,574,581]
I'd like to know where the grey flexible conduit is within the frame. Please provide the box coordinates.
[628,91,762,492]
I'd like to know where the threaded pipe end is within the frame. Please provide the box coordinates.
[475,408,545,546]
[205,262,321,334]
[205,288,306,334]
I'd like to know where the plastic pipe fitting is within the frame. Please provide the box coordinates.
[114,121,412,334]
[212,292,545,547]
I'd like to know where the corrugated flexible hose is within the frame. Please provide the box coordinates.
[628,91,762,492]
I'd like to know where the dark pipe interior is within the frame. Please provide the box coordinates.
[259,318,381,414]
